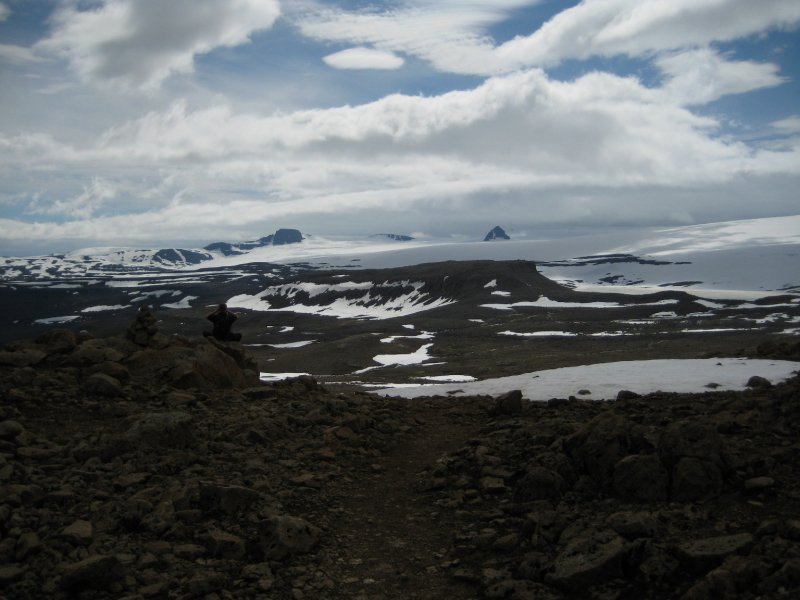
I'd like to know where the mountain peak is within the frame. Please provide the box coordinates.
[484,226,510,241]
[205,228,304,256]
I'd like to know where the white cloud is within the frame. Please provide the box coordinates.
[0,43,39,63]
[295,0,539,75]
[323,47,404,70]
[28,177,117,219]
[36,0,281,90]
[0,3,9,22]
[772,116,800,134]
[656,48,786,106]
[496,0,800,68]
[1,65,798,247]
[296,0,800,76]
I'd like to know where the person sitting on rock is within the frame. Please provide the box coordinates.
[204,303,242,342]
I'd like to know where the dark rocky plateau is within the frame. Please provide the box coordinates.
[1,305,799,599]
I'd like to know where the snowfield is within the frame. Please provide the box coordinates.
[374,358,800,401]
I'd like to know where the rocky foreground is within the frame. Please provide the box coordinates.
[0,314,799,599]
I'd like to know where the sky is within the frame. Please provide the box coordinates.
[0,0,799,255]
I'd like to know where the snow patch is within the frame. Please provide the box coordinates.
[81,304,129,313]
[374,358,800,400]
[34,315,79,324]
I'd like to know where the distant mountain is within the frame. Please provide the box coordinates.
[204,228,304,256]
[0,229,306,278]
[370,233,415,242]
[484,226,510,241]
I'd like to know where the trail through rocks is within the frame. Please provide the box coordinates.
[321,404,481,599]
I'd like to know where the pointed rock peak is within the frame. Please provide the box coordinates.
[484,226,510,241]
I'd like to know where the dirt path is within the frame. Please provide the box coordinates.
[321,402,482,599]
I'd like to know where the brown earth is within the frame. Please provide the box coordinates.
[0,321,799,599]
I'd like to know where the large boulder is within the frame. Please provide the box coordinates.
[35,329,77,356]
[547,527,628,589]
[613,453,669,502]
[256,515,320,560]
[564,413,651,489]
[658,420,726,501]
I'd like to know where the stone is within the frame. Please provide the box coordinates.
[489,390,523,417]
[659,420,723,468]
[744,476,775,491]
[61,520,93,546]
[257,515,320,560]
[677,533,754,571]
[198,483,261,515]
[658,420,725,501]
[0,420,24,441]
[480,476,507,494]
[746,375,771,389]
[0,564,26,586]
[671,456,723,501]
[513,467,565,501]
[127,305,158,346]
[85,372,123,397]
[759,558,800,595]
[15,532,42,560]
[0,349,46,367]
[202,529,246,560]
[606,511,658,539]
[173,544,206,560]
[613,454,669,501]
[91,361,130,382]
[125,412,195,449]
[617,390,640,400]
[16,446,58,460]
[565,413,650,488]
[66,340,125,366]
[35,329,77,355]
[548,528,627,589]
[59,555,124,590]
[113,472,150,489]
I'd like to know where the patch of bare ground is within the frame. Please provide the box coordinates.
[319,401,484,599]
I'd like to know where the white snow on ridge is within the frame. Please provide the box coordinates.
[374,358,800,401]
[482,296,679,311]
[500,330,578,337]
[228,281,454,320]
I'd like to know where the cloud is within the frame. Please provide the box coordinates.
[656,48,786,106]
[0,3,9,22]
[772,116,800,134]
[295,0,538,75]
[2,64,798,248]
[296,0,800,76]
[0,43,40,63]
[36,0,281,90]
[28,177,117,219]
[497,0,800,68]
[323,47,404,70]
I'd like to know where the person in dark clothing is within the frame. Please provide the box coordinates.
[204,303,242,342]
